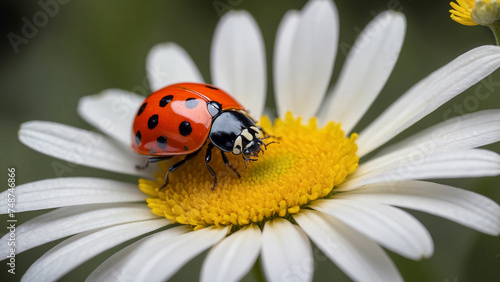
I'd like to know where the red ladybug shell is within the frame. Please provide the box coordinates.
[132,83,245,156]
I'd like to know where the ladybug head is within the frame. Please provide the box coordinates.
[209,110,271,164]
[233,126,264,160]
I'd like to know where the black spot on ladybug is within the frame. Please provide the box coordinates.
[184,146,188,151]
[148,114,159,130]
[135,131,141,145]
[179,121,192,136]
[137,103,147,116]
[159,95,173,107]
[185,98,199,109]
[205,85,219,90]
[157,136,167,149]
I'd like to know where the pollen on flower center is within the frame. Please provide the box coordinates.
[139,113,359,230]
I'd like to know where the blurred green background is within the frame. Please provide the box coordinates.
[1,0,499,281]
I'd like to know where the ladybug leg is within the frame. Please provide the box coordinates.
[205,143,217,190]
[160,150,199,190]
[243,156,257,168]
[220,151,241,178]
[136,156,171,169]
[263,140,279,149]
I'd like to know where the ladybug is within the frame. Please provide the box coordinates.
[132,82,271,190]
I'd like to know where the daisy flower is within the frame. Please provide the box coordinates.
[3,0,500,281]
[450,0,500,25]
[450,0,500,44]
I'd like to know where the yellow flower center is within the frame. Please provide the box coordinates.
[139,113,359,230]
[450,0,500,26]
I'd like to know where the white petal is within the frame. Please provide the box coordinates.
[274,0,338,118]
[341,149,500,190]
[147,42,204,91]
[294,210,403,282]
[78,89,144,147]
[22,219,166,282]
[18,121,155,177]
[357,110,500,176]
[0,203,158,257]
[321,11,406,132]
[87,225,191,282]
[261,218,313,282]
[334,180,500,235]
[357,45,500,157]
[200,224,261,282]
[274,10,300,118]
[135,226,228,282]
[0,177,147,213]
[310,199,433,260]
[211,10,266,118]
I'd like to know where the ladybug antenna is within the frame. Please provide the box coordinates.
[262,140,279,149]
[257,133,279,150]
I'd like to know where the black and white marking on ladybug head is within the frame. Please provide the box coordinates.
[232,126,263,158]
